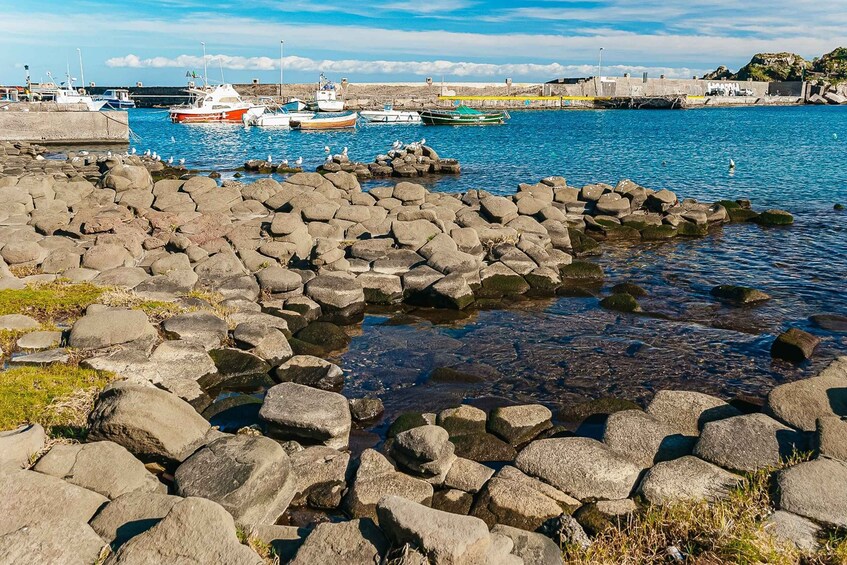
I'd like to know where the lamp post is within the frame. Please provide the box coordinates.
[279,39,285,104]
[597,47,604,96]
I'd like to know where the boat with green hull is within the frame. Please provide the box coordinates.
[420,105,508,125]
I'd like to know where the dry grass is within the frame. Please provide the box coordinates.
[0,365,116,438]
[563,455,847,565]
[99,288,188,324]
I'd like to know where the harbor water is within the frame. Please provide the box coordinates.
[129,106,847,419]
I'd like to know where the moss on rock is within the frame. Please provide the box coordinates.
[387,412,429,438]
[727,208,760,223]
[567,228,601,256]
[754,209,794,226]
[640,225,677,241]
[599,293,640,313]
[676,221,709,237]
[711,285,771,304]
[611,282,648,297]
[560,261,604,281]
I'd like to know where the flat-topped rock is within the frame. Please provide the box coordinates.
[34,440,163,499]
[491,524,563,565]
[1,469,108,539]
[776,457,847,528]
[694,412,807,472]
[290,518,388,565]
[377,496,498,565]
[259,382,351,449]
[646,390,740,437]
[0,518,106,565]
[343,449,434,521]
[89,491,181,549]
[69,308,156,349]
[104,497,264,564]
[175,434,294,525]
[767,374,847,432]
[488,404,552,445]
[603,409,696,469]
[637,455,743,505]
[162,310,228,349]
[274,354,344,391]
[0,423,45,471]
[515,437,640,500]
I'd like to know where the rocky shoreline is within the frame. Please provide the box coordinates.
[0,139,845,563]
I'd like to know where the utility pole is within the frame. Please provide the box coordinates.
[597,47,604,96]
[279,39,285,104]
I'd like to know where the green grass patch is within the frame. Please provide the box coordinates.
[0,282,105,323]
[0,365,116,437]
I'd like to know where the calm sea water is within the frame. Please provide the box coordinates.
[129,107,847,419]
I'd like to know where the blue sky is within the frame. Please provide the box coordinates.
[0,0,844,86]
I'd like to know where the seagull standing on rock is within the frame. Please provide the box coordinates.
[295,157,303,167]
[324,146,331,154]
[167,157,174,165]
[267,154,272,164]
[179,158,185,166]
[281,159,288,166]
[131,147,137,155]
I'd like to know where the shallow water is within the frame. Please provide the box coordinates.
[128,106,847,419]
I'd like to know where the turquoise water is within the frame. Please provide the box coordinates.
[128,107,847,417]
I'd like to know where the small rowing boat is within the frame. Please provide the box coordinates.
[359,105,421,124]
[291,112,358,131]
[420,105,507,125]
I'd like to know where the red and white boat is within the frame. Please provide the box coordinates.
[169,84,264,123]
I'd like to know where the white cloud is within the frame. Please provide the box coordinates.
[105,52,702,79]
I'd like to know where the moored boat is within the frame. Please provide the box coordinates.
[169,84,263,123]
[420,105,507,125]
[95,89,136,109]
[291,112,358,131]
[359,105,421,124]
[244,107,315,128]
[306,74,345,112]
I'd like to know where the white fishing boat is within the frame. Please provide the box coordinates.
[169,83,263,123]
[307,74,345,112]
[42,73,106,111]
[359,105,421,124]
[244,106,314,128]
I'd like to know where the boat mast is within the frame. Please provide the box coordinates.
[77,48,85,92]
[201,42,208,87]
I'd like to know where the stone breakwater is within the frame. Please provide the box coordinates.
[0,139,843,563]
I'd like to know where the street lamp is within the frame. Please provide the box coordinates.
[279,39,285,104]
[597,47,604,96]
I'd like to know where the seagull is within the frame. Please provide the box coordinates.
[324,146,331,154]
[420,137,426,146]
[342,146,348,156]
[130,147,137,155]
[325,155,333,162]
[152,151,158,160]
[144,149,150,157]
[106,150,112,158]
[178,158,185,166]
[729,158,736,171]
[295,156,303,167]
[170,136,175,143]
[80,150,89,156]
[167,156,174,165]
[267,154,273,164]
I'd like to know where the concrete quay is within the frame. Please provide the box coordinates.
[0,102,129,145]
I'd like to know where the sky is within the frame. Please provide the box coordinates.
[0,0,845,86]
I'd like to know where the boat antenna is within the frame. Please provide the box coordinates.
[77,48,85,93]
[279,39,285,104]
[219,56,225,84]
[201,42,208,87]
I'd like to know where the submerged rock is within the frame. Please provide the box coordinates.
[754,209,794,226]
[771,328,820,362]
[710,284,771,304]
[599,292,640,313]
